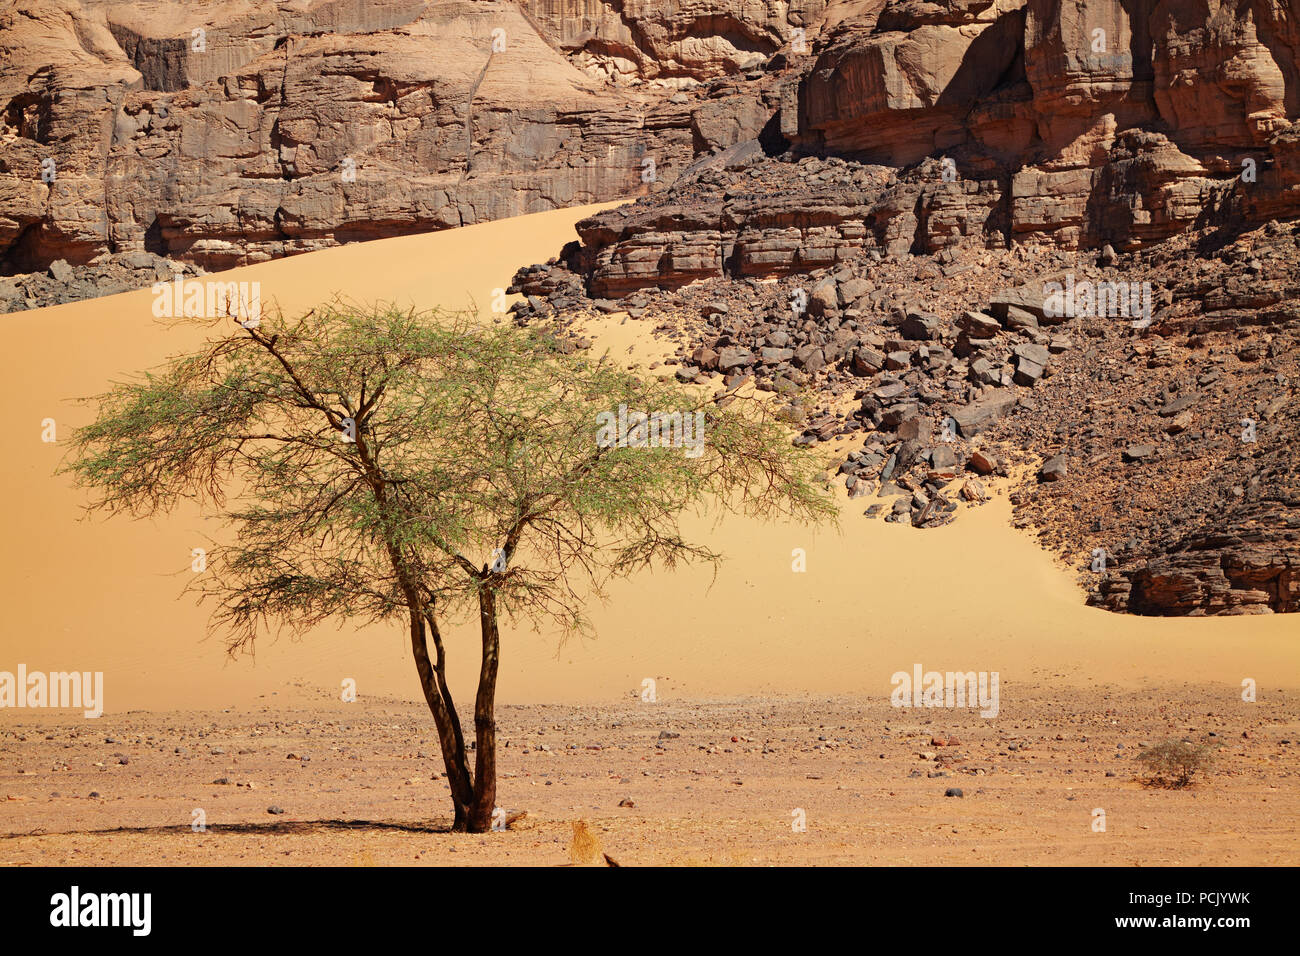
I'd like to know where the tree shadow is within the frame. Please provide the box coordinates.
[4,818,454,840]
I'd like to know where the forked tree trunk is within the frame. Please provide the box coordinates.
[340,399,501,832]
[407,606,475,831]
[369,457,480,830]
[468,584,501,832]
[405,589,503,834]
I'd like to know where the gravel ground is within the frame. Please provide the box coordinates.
[2,683,1297,866]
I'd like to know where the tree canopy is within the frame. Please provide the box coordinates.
[64,300,838,829]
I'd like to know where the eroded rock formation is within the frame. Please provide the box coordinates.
[555,0,1300,297]
[7,0,1300,286]
[0,0,710,273]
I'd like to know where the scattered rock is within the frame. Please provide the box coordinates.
[1039,455,1069,482]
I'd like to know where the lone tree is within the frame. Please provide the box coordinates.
[65,302,836,831]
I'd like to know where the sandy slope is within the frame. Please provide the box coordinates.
[1,202,1297,723]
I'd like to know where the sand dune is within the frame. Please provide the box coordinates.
[1,204,1296,715]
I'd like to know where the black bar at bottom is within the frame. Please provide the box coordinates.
[0,865,1278,942]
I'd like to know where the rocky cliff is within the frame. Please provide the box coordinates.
[1,0,760,279]
[511,164,1300,617]
[561,0,1300,297]
[8,0,1300,293]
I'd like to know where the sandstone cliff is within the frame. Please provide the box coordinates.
[562,0,1300,297]
[6,0,1300,285]
[0,0,720,274]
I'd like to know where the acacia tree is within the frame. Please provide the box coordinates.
[65,302,836,832]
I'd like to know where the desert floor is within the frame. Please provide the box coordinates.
[2,204,1298,866]
[2,684,1297,866]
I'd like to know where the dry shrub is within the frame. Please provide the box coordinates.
[1137,739,1214,789]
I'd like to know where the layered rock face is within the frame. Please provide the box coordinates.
[0,0,706,273]
[7,0,1300,284]
[521,0,828,80]
[796,0,1296,247]
[562,0,1300,297]
[561,147,1007,297]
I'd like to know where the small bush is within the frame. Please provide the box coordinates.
[1137,739,1214,789]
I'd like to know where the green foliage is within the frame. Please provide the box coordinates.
[63,301,837,653]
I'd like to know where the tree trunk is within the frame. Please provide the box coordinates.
[355,429,481,830]
[467,584,501,833]
[407,606,475,830]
